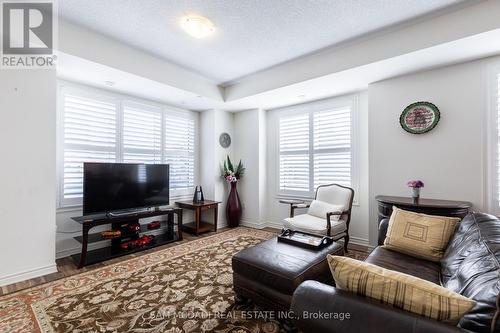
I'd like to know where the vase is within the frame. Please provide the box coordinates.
[411,187,420,199]
[226,181,242,228]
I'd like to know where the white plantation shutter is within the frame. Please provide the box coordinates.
[123,103,162,164]
[313,107,352,188]
[62,93,118,206]
[279,114,310,192]
[278,99,353,196]
[58,85,198,208]
[164,114,195,189]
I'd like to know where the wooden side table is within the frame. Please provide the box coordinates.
[375,195,472,246]
[176,200,220,235]
[375,195,472,221]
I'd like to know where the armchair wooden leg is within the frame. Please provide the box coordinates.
[343,235,349,253]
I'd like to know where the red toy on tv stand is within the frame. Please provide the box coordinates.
[120,235,155,251]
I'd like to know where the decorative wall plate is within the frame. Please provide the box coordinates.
[400,101,440,134]
[219,132,231,148]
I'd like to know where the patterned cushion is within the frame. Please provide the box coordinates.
[327,255,476,325]
[383,207,460,262]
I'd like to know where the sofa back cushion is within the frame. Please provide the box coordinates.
[441,212,500,333]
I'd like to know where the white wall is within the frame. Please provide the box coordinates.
[233,109,267,228]
[367,57,493,245]
[351,92,370,245]
[199,109,234,226]
[0,70,57,285]
[264,93,370,246]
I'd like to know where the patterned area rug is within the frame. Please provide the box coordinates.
[0,228,280,332]
[0,228,368,333]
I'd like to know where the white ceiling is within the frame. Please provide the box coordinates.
[59,0,470,84]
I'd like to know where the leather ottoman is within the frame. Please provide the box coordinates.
[232,237,344,313]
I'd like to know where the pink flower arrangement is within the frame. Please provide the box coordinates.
[407,180,424,188]
[221,156,245,184]
[225,175,238,183]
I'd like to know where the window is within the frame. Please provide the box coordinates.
[489,67,500,214]
[122,103,162,164]
[164,114,196,189]
[313,107,351,189]
[279,114,310,192]
[278,97,355,197]
[61,93,118,206]
[58,84,197,208]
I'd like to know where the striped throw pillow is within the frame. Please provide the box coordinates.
[327,255,475,325]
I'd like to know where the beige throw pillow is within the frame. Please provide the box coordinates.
[327,255,475,325]
[383,207,460,262]
[307,200,343,221]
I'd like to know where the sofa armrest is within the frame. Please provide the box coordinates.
[290,280,468,333]
[378,218,389,245]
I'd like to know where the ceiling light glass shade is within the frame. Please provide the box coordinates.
[180,15,215,39]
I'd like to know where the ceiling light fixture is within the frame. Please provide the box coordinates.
[180,15,215,39]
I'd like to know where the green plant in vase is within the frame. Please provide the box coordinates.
[222,155,245,183]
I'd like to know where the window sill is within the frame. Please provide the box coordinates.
[56,206,82,214]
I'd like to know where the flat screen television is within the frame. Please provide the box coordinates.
[83,162,170,215]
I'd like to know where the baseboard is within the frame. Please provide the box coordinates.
[240,218,267,229]
[0,264,57,287]
[217,221,228,229]
[349,236,370,247]
[266,220,283,230]
[56,241,109,259]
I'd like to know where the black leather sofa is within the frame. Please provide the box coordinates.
[290,212,500,333]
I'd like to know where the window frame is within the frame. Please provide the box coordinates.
[487,62,500,215]
[56,81,199,209]
[273,94,359,202]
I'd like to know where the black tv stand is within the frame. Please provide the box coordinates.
[71,207,182,268]
[106,208,150,218]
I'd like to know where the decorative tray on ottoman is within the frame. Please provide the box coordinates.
[278,229,334,250]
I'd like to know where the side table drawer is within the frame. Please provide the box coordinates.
[201,204,216,211]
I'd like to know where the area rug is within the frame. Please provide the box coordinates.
[0,228,285,333]
[0,228,367,333]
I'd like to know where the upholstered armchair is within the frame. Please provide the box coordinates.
[282,184,354,252]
